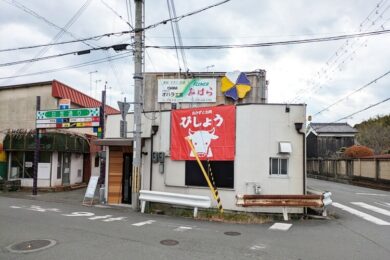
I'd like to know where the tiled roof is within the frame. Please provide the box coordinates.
[51,80,119,115]
[309,123,358,134]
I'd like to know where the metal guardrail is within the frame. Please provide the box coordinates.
[236,193,332,221]
[139,190,211,218]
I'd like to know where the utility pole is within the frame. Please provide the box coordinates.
[132,0,144,210]
[98,82,106,186]
[33,96,40,195]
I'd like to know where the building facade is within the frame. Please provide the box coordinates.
[0,80,118,188]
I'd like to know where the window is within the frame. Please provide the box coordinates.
[185,161,234,188]
[269,158,288,175]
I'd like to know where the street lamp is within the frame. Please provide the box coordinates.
[205,65,215,72]
[88,71,98,97]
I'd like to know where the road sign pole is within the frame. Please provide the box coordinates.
[33,96,40,196]
[98,88,106,186]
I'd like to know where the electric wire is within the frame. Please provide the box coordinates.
[169,0,188,72]
[0,52,132,81]
[335,97,390,122]
[101,0,134,29]
[145,29,390,49]
[312,69,390,117]
[167,0,182,73]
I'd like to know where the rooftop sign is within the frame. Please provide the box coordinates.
[158,78,216,103]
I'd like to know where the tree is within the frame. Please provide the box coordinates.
[354,115,390,154]
[343,145,374,158]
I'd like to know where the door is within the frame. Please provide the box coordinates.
[122,153,132,204]
[62,153,71,185]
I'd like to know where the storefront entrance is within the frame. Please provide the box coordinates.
[122,153,132,204]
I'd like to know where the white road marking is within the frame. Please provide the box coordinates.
[103,217,127,222]
[269,223,292,231]
[94,205,111,208]
[10,206,22,209]
[250,244,266,250]
[356,193,389,197]
[174,226,192,232]
[374,202,390,209]
[352,202,390,217]
[62,212,95,217]
[332,202,390,225]
[132,220,155,226]
[88,215,112,220]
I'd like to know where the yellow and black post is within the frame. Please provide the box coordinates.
[185,138,223,213]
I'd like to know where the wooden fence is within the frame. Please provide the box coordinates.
[307,158,390,182]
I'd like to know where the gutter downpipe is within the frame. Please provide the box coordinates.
[149,125,158,191]
[295,122,307,215]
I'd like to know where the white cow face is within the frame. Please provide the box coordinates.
[187,128,219,157]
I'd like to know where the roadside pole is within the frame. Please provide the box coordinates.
[33,96,40,195]
[132,0,144,210]
[98,85,106,186]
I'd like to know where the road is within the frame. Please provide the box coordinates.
[0,179,389,260]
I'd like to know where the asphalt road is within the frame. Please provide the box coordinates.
[0,179,389,260]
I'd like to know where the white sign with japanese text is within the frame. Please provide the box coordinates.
[158,78,216,103]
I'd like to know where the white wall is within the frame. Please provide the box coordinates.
[105,104,306,212]
[70,153,83,185]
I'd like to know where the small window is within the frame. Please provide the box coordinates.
[269,158,288,175]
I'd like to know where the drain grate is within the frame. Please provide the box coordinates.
[224,231,241,236]
[160,239,179,246]
[7,239,56,253]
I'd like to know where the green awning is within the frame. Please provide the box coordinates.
[3,130,89,153]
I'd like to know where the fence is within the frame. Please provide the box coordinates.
[307,158,390,183]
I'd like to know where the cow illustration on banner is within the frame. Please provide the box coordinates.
[171,105,236,161]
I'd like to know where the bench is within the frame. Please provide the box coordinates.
[139,190,211,218]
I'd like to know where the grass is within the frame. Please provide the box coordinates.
[147,202,282,224]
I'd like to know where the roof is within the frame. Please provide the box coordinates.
[52,80,119,115]
[309,123,358,134]
[0,80,119,115]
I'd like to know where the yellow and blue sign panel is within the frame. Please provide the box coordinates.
[221,71,252,101]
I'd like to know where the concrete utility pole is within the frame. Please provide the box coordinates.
[33,96,41,195]
[132,0,144,210]
[98,82,106,186]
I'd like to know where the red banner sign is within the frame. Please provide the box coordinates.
[171,105,236,161]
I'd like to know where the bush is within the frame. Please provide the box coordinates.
[344,145,374,158]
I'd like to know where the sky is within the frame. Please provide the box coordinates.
[0,0,389,126]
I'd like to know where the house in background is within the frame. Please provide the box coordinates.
[0,80,119,188]
[306,122,358,159]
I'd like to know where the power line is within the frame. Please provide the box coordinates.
[0,52,131,81]
[0,0,231,54]
[335,97,390,122]
[145,29,390,49]
[0,44,131,68]
[312,69,390,117]
[100,0,134,29]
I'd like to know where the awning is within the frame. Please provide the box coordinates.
[93,138,133,146]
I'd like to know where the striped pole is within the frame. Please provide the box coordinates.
[185,138,223,213]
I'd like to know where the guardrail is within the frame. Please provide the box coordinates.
[139,190,211,218]
[236,193,332,221]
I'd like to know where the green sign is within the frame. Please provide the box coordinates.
[37,108,100,119]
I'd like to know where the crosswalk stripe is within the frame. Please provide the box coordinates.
[352,202,390,217]
[269,223,292,231]
[332,202,390,226]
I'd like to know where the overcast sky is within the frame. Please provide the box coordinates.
[0,0,389,126]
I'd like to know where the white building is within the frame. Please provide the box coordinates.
[97,71,306,212]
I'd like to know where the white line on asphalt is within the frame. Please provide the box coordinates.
[10,206,22,209]
[269,223,292,231]
[332,202,390,225]
[356,193,389,197]
[132,220,155,226]
[352,202,390,217]
[250,244,266,250]
[174,226,192,232]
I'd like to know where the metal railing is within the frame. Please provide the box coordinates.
[139,190,211,218]
[236,192,332,221]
